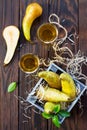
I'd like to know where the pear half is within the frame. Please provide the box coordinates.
[3,25,20,65]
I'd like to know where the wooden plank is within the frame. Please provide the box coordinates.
[47,0,79,130]
[79,0,87,53]
[0,0,19,130]
[77,0,87,130]
[18,0,48,130]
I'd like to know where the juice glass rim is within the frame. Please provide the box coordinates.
[37,22,58,44]
[19,53,40,74]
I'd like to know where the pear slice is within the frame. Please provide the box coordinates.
[3,25,20,65]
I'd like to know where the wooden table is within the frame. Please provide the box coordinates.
[0,0,87,130]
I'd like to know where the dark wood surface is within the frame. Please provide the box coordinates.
[0,0,87,130]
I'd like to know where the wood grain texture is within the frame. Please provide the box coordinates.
[78,0,87,130]
[47,1,79,130]
[18,1,48,130]
[79,0,87,53]
[0,0,19,130]
[0,0,87,130]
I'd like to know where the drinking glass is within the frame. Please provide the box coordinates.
[19,53,40,74]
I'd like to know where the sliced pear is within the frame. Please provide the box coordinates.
[3,25,20,65]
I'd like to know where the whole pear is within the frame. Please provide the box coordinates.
[44,102,60,114]
[60,72,76,99]
[37,86,70,102]
[22,2,43,41]
[38,71,61,89]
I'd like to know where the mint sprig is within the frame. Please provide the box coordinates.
[42,112,52,119]
[52,115,60,128]
[7,82,17,93]
[59,110,70,117]
[42,104,70,128]
[53,104,61,114]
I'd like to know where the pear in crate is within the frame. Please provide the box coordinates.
[60,72,76,99]
[37,86,70,102]
[38,71,61,89]
[44,102,60,114]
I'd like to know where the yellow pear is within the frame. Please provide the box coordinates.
[60,72,76,99]
[22,2,42,41]
[37,86,70,102]
[37,71,61,89]
[44,102,60,114]
[44,102,55,114]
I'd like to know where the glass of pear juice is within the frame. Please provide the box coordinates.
[19,53,40,74]
[37,23,58,44]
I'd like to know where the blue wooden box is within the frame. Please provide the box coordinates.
[26,63,87,123]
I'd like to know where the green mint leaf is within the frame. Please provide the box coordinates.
[53,104,60,114]
[59,110,70,118]
[52,115,60,128]
[42,112,53,119]
[7,82,17,93]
